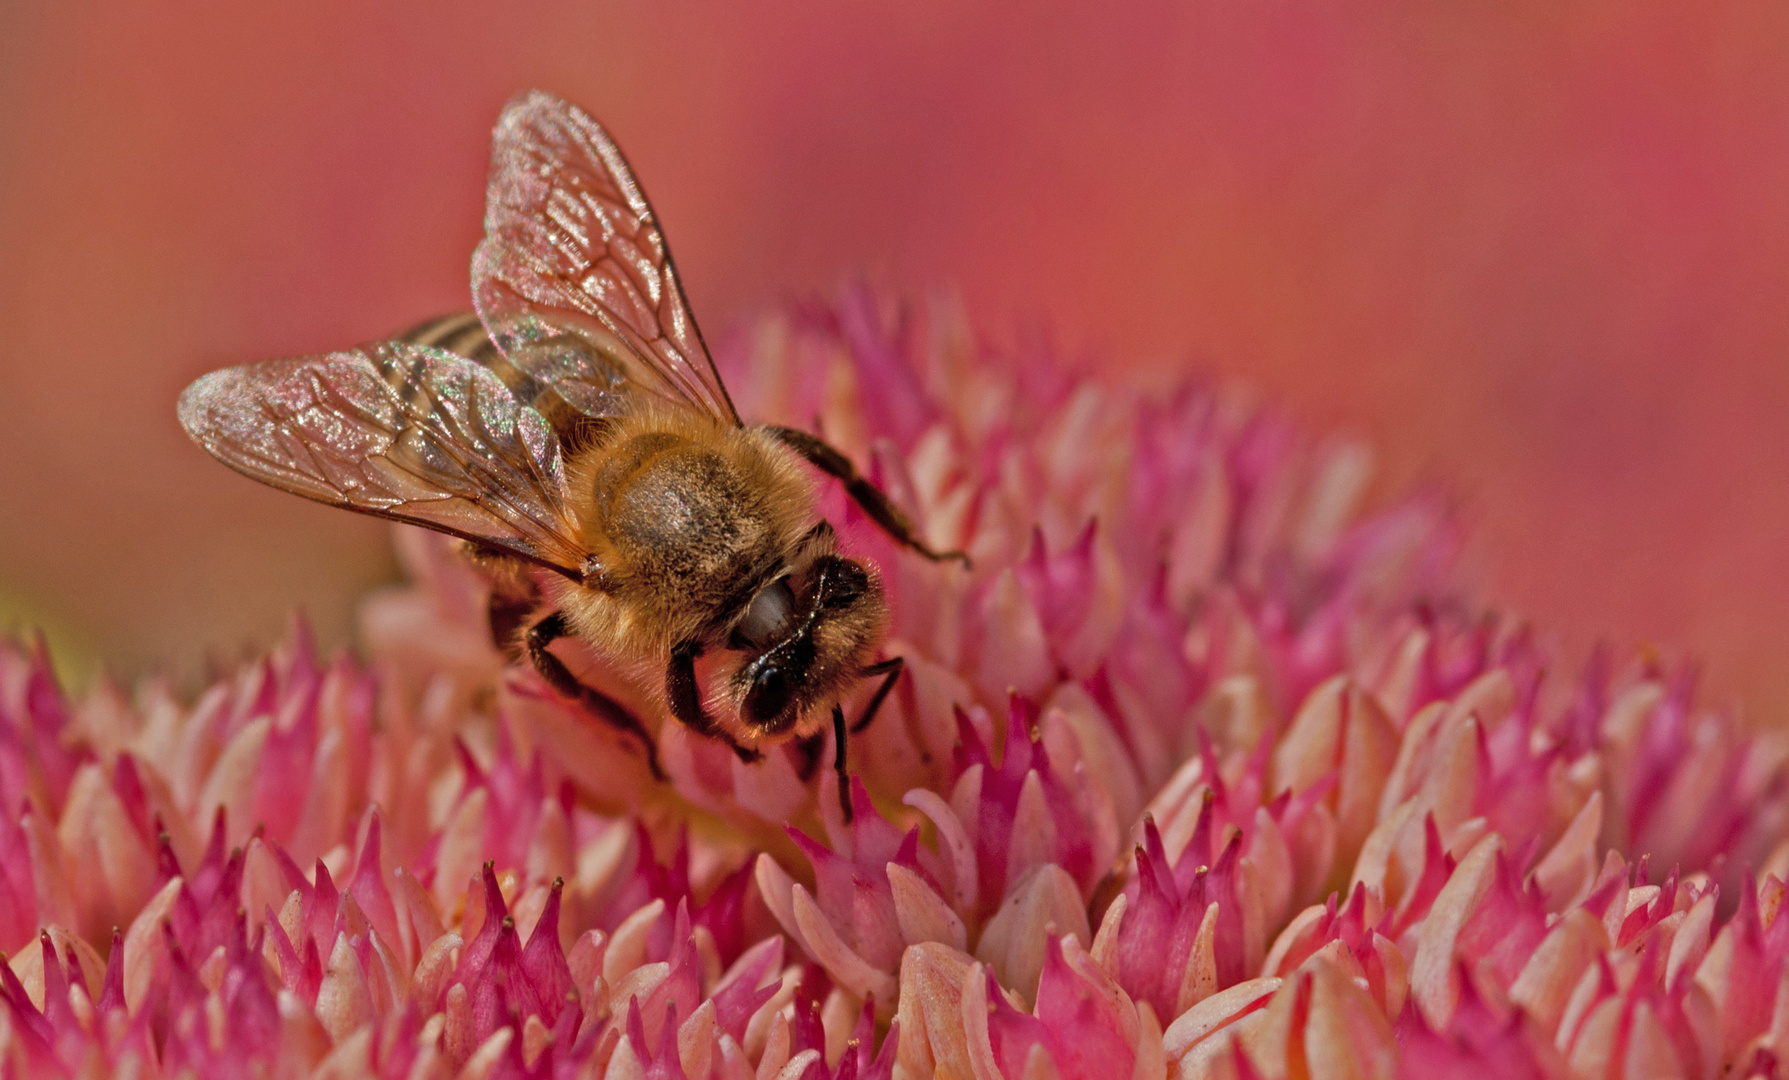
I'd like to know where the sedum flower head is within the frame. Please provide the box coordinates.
[0,287,1786,1077]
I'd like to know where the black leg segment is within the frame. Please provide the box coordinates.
[765,426,971,567]
[832,704,853,823]
[851,656,905,733]
[827,656,907,825]
[527,612,664,779]
[669,640,763,763]
[791,732,827,782]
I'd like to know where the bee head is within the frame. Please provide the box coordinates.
[730,553,886,736]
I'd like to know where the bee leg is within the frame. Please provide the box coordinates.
[790,733,826,782]
[850,656,905,734]
[527,612,665,780]
[765,426,972,568]
[668,641,764,764]
[832,704,854,824]
[486,589,536,663]
[823,657,905,824]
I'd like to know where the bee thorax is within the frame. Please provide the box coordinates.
[593,434,765,583]
[558,416,817,661]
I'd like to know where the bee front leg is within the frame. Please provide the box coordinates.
[765,426,971,567]
[668,641,764,764]
[850,656,905,734]
[527,612,665,780]
[825,657,906,825]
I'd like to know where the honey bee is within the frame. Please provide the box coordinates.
[178,90,965,818]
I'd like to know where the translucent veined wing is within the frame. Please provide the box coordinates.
[472,89,742,427]
[397,311,505,370]
[397,311,618,451]
[178,341,594,578]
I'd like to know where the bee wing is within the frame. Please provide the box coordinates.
[395,311,616,449]
[472,89,742,427]
[178,341,593,577]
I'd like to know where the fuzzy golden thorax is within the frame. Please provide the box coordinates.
[544,406,888,741]
[552,406,815,654]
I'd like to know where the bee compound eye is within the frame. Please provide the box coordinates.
[818,558,870,609]
[734,578,797,651]
[743,664,795,729]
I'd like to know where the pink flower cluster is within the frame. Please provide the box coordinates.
[4,288,1787,1078]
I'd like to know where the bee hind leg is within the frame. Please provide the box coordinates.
[527,612,665,780]
[668,641,764,764]
[766,426,971,568]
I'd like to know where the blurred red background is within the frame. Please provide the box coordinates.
[3,2,1786,718]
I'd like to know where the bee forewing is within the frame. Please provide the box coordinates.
[177,342,592,576]
[400,310,634,445]
[472,89,742,427]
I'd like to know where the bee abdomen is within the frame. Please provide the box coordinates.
[397,312,607,451]
[398,313,541,400]
[399,312,500,361]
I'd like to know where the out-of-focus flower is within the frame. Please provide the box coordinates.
[2,286,1787,1076]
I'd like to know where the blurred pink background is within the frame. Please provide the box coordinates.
[3,3,1787,717]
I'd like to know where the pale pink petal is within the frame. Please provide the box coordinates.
[896,941,978,1080]
[1410,834,1502,1030]
[1506,908,1608,1036]
[1162,977,1281,1062]
[903,788,978,916]
[791,884,898,1004]
[888,862,968,952]
[976,864,1091,1006]
[314,932,374,1043]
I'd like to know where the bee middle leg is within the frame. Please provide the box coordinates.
[668,641,764,764]
[765,426,971,567]
[791,732,827,782]
[487,589,538,663]
[526,612,665,780]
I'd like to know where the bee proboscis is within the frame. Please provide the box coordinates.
[178,90,966,819]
